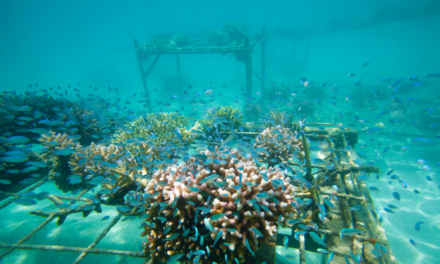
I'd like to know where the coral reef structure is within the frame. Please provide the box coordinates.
[200,106,243,144]
[265,110,299,132]
[253,127,305,167]
[112,112,196,145]
[138,147,296,263]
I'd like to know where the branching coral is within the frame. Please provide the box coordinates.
[253,127,305,167]
[40,129,189,203]
[200,106,244,144]
[203,106,243,127]
[138,147,296,263]
[265,109,299,132]
[112,113,195,145]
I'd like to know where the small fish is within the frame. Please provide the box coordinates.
[422,165,431,171]
[256,192,271,199]
[415,221,423,231]
[204,89,214,95]
[285,254,295,259]
[0,179,12,184]
[245,238,255,256]
[426,176,433,181]
[398,180,408,188]
[340,228,365,238]
[392,192,401,200]
[167,254,184,263]
[369,186,380,193]
[7,136,30,144]
[384,208,395,213]
[213,230,223,247]
[409,239,416,246]
[0,156,28,163]
[101,216,110,221]
[14,198,37,206]
[204,218,216,233]
[54,148,76,156]
[317,248,329,254]
[350,205,361,211]
[163,233,179,241]
[362,62,370,67]
[309,232,327,248]
[283,236,288,249]
[211,214,226,221]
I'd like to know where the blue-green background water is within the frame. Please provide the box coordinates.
[1,0,439,96]
[1,0,440,263]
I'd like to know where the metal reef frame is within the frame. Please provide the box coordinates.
[0,178,149,264]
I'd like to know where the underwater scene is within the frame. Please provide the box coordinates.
[1,0,440,263]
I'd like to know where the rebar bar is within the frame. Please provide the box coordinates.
[0,243,145,258]
[0,213,56,259]
[73,214,123,263]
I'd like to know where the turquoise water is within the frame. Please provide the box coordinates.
[1,1,440,263]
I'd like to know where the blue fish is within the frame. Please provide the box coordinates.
[384,208,395,213]
[15,198,37,206]
[393,77,406,85]
[411,82,424,88]
[382,146,390,154]
[398,180,408,189]
[377,78,393,84]
[245,238,255,256]
[309,232,327,248]
[415,221,423,231]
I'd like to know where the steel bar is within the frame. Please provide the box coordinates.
[299,234,306,264]
[73,214,123,263]
[0,213,56,259]
[244,36,252,97]
[0,243,145,258]
[133,38,152,112]
[176,54,183,109]
[261,27,266,95]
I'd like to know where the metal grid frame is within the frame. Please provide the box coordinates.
[0,121,423,264]
[0,177,147,264]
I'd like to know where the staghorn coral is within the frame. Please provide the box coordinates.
[112,112,195,145]
[253,127,305,167]
[202,106,243,127]
[200,106,244,144]
[139,147,296,263]
[43,129,188,203]
[265,109,299,132]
